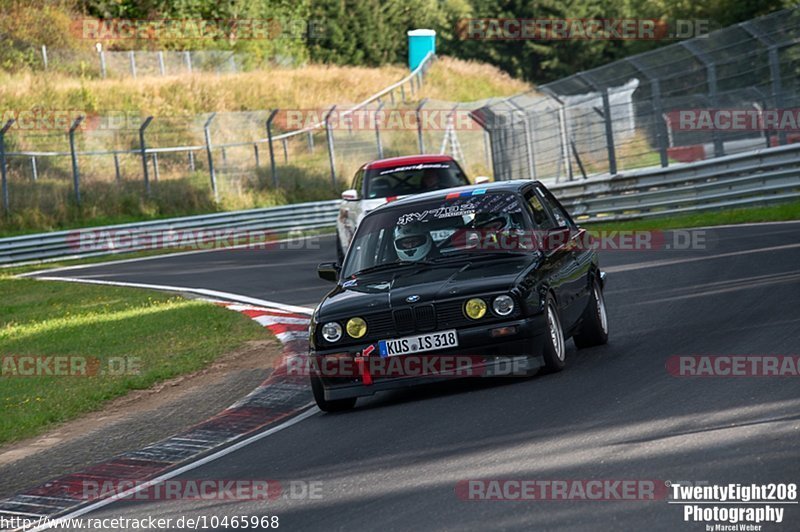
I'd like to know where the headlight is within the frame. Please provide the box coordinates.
[346,317,367,338]
[464,298,487,320]
[493,295,515,316]
[321,322,342,342]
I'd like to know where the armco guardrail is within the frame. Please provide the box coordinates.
[2,142,799,266]
[0,200,340,266]
[548,142,800,222]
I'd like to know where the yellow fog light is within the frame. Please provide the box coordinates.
[464,298,487,320]
[346,317,368,338]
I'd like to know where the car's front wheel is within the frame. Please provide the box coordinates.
[541,294,566,373]
[573,277,609,349]
[310,374,356,412]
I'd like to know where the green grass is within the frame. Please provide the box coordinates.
[0,276,267,445]
[581,200,800,232]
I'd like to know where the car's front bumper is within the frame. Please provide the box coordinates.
[310,314,548,401]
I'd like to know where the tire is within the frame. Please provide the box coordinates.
[336,231,345,264]
[541,294,567,373]
[573,277,609,349]
[310,374,356,412]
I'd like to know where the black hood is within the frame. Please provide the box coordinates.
[318,254,540,320]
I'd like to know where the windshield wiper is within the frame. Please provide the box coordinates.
[351,260,434,277]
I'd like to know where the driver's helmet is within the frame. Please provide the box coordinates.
[394,223,432,262]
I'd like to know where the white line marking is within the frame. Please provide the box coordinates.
[604,242,800,273]
[18,407,319,532]
[14,233,336,276]
[31,276,314,315]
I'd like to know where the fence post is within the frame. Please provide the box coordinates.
[98,49,107,78]
[282,139,288,163]
[628,58,668,168]
[41,45,48,70]
[152,153,160,182]
[221,147,228,173]
[188,151,195,172]
[254,143,260,168]
[740,22,786,146]
[204,113,218,202]
[113,152,121,182]
[184,51,193,73]
[651,79,669,168]
[138,116,154,195]
[601,89,617,175]
[129,51,137,79]
[374,101,385,159]
[69,116,84,205]
[158,51,166,76]
[400,83,406,103]
[509,101,536,180]
[307,131,315,153]
[266,109,279,187]
[416,99,427,153]
[324,105,337,187]
[30,156,38,182]
[682,42,724,158]
[0,120,15,214]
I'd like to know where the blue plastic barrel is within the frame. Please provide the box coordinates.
[408,29,436,71]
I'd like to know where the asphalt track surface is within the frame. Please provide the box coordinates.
[32,222,800,531]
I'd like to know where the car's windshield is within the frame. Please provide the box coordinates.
[341,191,533,278]
[364,162,469,199]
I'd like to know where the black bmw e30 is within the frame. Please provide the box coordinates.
[310,180,608,411]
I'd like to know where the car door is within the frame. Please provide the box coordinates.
[534,184,591,329]
[522,188,574,322]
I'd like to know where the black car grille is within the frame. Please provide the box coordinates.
[319,297,519,347]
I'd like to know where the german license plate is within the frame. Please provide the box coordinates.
[378,330,458,357]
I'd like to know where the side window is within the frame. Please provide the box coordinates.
[353,169,364,194]
[535,186,576,229]
[524,190,556,230]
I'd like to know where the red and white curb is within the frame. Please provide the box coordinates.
[0,292,316,531]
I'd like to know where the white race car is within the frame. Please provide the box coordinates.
[336,154,488,261]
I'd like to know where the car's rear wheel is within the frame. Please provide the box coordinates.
[573,277,609,349]
[541,294,566,373]
[335,231,345,263]
[310,374,356,412]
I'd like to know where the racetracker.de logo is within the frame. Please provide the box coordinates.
[1,356,141,377]
[670,109,800,131]
[455,479,668,501]
[457,18,709,40]
[666,355,800,377]
[277,109,480,131]
[71,18,325,41]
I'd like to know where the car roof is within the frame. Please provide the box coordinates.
[370,180,537,212]
[362,154,455,170]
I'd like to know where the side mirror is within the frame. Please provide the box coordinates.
[341,189,359,201]
[474,176,491,185]
[542,227,571,252]
[318,262,341,282]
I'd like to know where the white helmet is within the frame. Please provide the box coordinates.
[394,224,432,262]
